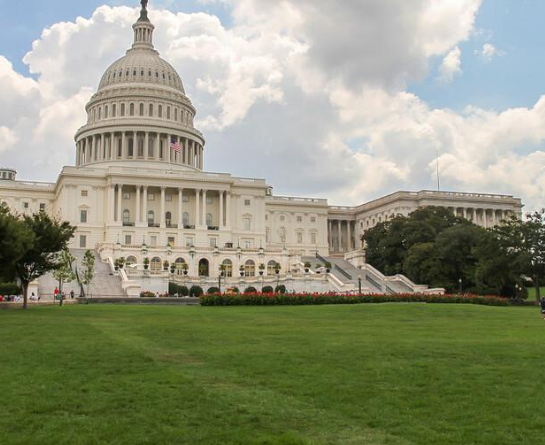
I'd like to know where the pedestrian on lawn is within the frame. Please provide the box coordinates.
[540,297,545,323]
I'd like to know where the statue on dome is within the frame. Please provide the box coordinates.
[139,0,150,21]
[141,0,148,10]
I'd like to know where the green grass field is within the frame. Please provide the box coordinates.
[1,304,544,445]
[526,287,545,300]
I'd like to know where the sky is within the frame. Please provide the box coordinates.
[0,0,544,210]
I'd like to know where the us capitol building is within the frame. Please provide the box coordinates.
[0,3,523,296]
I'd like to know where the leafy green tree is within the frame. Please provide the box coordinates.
[81,250,96,297]
[53,249,76,294]
[0,206,34,282]
[10,212,75,309]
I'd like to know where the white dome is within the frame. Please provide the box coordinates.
[98,49,185,94]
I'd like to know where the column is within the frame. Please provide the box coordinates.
[176,136,181,164]
[117,184,123,223]
[190,141,194,167]
[142,186,148,226]
[226,192,231,228]
[184,138,189,164]
[347,221,352,251]
[155,133,160,159]
[463,208,467,220]
[136,186,141,224]
[337,220,342,252]
[202,189,208,228]
[200,146,204,169]
[160,187,166,228]
[195,189,200,227]
[328,220,333,251]
[108,184,115,224]
[166,136,171,163]
[99,134,104,160]
[178,188,184,229]
[219,191,224,228]
[144,132,149,160]
[121,132,126,159]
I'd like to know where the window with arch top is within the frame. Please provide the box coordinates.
[122,209,130,225]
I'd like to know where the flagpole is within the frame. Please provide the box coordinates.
[435,147,441,192]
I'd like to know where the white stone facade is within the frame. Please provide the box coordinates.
[0,5,523,294]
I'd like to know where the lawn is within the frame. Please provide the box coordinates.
[0,304,543,445]
[526,286,545,301]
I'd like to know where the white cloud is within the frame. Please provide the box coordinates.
[437,46,462,84]
[474,43,506,63]
[1,1,545,212]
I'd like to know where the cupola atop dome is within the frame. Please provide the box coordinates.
[98,1,185,93]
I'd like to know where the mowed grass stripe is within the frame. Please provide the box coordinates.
[0,305,543,445]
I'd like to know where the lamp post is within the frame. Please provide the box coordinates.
[358,276,362,295]
[189,245,196,277]
[458,278,463,295]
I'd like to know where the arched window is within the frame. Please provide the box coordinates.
[222,259,233,277]
[150,257,162,273]
[98,107,102,120]
[147,211,155,226]
[112,104,117,117]
[122,210,130,225]
[167,107,171,120]
[117,138,122,157]
[137,137,144,157]
[129,103,135,116]
[139,103,144,116]
[148,137,154,158]
[199,258,209,277]
[244,260,256,277]
[279,227,286,244]
[165,212,172,227]
[267,260,277,276]
[206,213,213,227]
[126,256,137,273]
[149,103,153,117]
[121,103,125,116]
[183,212,189,227]
[158,105,163,118]
[104,106,108,118]
[174,108,178,121]
[175,257,186,276]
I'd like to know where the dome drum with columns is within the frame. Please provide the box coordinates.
[74,3,205,171]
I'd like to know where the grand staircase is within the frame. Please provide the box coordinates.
[38,249,125,299]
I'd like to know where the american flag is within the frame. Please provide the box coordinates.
[170,137,181,153]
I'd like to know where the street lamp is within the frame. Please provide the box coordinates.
[358,276,362,295]
[458,278,463,295]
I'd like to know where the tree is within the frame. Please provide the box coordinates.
[81,250,96,297]
[0,206,34,282]
[494,210,545,301]
[53,249,76,294]
[11,212,75,309]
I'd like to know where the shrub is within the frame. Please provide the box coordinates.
[0,283,21,295]
[207,287,221,295]
[262,286,274,294]
[244,286,258,294]
[200,293,510,307]
[275,285,287,294]
[140,291,155,298]
[169,283,190,297]
[189,285,204,298]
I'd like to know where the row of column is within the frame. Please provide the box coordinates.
[328,220,355,253]
[450,207,514,229]
[107,184,231,229]
[76,132,204,170]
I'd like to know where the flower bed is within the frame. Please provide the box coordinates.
[200,293,510,307]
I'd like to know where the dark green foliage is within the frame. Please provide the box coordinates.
[244,286,258,294]
[140,291,155,298]
[0,206,34,282]
[262,286,274,294]
[189,285,203,298]
[169,283,190,296]
[275,285,287,294]
[0,283,21,295]
[207,287,220,295]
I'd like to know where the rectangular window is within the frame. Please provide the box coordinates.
[79,235,87,248]
[168,236,175,247]
[209,237,217,248]
[311,217,316,223]
[39,203,46,211]
[244,199,251,206]
[244,241,251,249]
[311,233,317,244]
[150,236,157,247]
[186,237,194,247]
[297,232,303,244]
[297,216,303,222]
[148,193,155,201]
[22,202,29,209]
[244,218,251,231]
[206,197,212,204]
[182,196,190,203]
[81,190,88,197]
[124,235,132,245]
[166,194,173,202]
[80,210,88,223]
[123,193,130,200]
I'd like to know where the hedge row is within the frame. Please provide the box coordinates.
[200,293,510,307]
